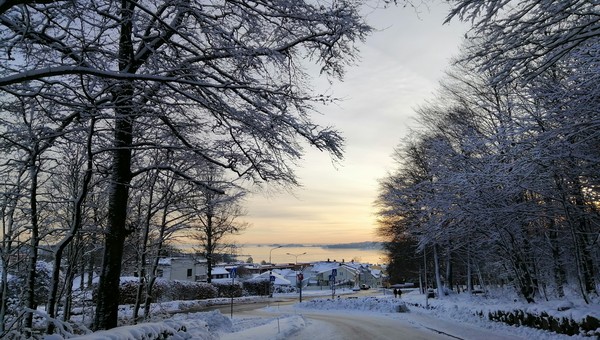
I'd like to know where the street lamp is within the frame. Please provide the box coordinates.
[269,245,282,265]
[286,252,307,264]
[287,252,307,303]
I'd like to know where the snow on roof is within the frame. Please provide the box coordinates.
[273,268,295,277]
[307,262,342,274]
[158,258,172,266]
[251,271,291,285]
[211,267,229,275]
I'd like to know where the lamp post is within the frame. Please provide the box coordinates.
[269,245,282,265]
[287,252,307,303]
[286,252,307,264]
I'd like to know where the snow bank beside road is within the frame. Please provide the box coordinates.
[296,296,409,313]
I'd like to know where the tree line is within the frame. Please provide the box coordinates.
[377,0,600,304]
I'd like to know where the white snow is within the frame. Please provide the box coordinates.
[53,287,598,339]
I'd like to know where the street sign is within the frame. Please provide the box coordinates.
[332,268,337,276]
[297,273,304,281]
[230,267,237,278]
[270,275,276,282]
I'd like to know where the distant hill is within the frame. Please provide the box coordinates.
[320,242,382,250]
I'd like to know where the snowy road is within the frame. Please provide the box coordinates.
[216,301,527,340]
[285,310,453,340]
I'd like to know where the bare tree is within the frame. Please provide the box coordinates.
[1,0,372,330]
[190,167,248,284]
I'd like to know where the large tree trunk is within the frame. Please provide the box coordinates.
[93,0,136,328]
[93,104,134,329]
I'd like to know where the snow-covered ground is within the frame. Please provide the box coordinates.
[50,288,598,339]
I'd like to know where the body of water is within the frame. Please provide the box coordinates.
[235,244,386,265]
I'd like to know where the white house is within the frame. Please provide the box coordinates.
[302,262,357,287]
[156,257,207,282]
[252,270,291,287]
[210,266,231,281]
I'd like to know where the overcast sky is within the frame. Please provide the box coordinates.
[236,2,470,245]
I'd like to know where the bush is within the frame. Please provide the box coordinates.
[164,280,217,301]
[8,261,56,307]
[274,285,296,294]
[242,280,270,296]
[94,278,218,304]
[487,309,600,337]
[212,282,243,298]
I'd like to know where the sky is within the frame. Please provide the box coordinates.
[236,2,470,245]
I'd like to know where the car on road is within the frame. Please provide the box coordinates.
[360,284,370,290]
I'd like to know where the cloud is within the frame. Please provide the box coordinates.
[240,3,469,245]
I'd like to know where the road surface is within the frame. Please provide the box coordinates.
[210,289,526,340]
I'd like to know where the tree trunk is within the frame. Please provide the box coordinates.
[93,0,136,327]
[548,228,565,298]
[467,246,473,294]
[47,121,94,333]
[133,175,156,323]
[62,242,79,322]
[433,244,444,297]
[0,192,19,333]
[445,245,452,292]
[93,103,134,329]
[143,189,172,320]
[206,214,213,284]
[24,164,40,332]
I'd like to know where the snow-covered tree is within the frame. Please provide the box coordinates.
[1,0,374,330]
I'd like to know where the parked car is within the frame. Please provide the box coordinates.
[360,284,370,290]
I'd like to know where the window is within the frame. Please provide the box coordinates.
[187,269,192,277]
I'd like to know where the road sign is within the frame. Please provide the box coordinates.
[230,267,237,278]
[270,275,276,282]
[331,268,337,276]
[297,273,304,281]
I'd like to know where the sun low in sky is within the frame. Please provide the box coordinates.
[237,3,469,245]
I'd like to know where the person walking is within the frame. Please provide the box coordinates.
[393,288,398,298]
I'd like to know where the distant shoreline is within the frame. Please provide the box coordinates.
[249,242,383,250]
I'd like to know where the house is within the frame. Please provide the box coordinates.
[302,262,357,287]
[251,270,291,287]
[210,266,230,280]
[156,257,207,282]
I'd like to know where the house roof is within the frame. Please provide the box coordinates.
[251,271,291,285]
[211,267,229,275]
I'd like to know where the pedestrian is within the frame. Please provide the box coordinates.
[393,288,398,298]
[397,289,402,298]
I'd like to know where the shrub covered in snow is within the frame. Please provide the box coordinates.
[487,309,600,337]
[211,281,242,298]
[94,278,218,304]
[9,261,56,307]
[242,280,270,296]
[297,296,409,313]
[273,285,296,294]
